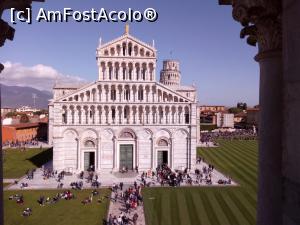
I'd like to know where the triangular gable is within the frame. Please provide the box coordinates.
[98,33,156,52]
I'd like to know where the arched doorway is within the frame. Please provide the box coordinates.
[156,138,170,168]
[83,139,96,171]
[117,129,137,171]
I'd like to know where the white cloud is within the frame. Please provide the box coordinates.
[0,61,86,91]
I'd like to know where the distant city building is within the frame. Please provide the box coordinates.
[2,122,48,144]
[1,107,14,116]
[2,118,13,125]
[216,112,234,128]
[199,105,225,113]
[16,106,39,113]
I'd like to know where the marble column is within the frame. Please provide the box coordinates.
[108,106,112,124]
[129,106,134,124]
[130,85,134,102]
[108,85,111,102]
[150,137,154,169]
[101,88,105,103]
[75,108,79,124]
[120,107,124,124]
[76,138,80,170]
[143,86,146,102]
[170,138,173,170]
[113,136,117,170]
[98,65,103,80]
[97,137,101,170]
[120,85,124,102]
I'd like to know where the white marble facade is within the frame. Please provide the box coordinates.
[48,26,200,173]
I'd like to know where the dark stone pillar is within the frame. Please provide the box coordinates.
[218,1,283,224]
[282,0,300,224]
[255,50,283,225]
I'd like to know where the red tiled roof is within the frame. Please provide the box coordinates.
[247,108,259,112]
[4,123,40,129]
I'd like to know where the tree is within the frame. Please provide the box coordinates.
[228,107,243,114]
[20,114,29,123]
[237,102,247,110]
[5,111,17,117]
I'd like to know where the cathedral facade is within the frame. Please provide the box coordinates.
[48,26,200,173]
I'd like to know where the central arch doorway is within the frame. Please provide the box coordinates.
[156,137,170,168]
[119,144,133,170]
[117,128,137,171]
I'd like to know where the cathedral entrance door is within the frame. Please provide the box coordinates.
[119,144,133,170]
[157,150,168,167]
[84,152,95,171]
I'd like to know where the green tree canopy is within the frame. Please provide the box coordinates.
[228,107,243,114]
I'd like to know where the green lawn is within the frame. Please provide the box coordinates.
[3,148,52,179]
[4,188,111,225]
[143,140,258,225]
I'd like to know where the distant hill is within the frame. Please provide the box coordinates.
[1,84,52,109]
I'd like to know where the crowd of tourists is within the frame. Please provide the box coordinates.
[200,129,257,144]
[153,163,223,186]
[8,189,109,217]
[37,190,75,206]
[3,139,40,148]
[26,169,36,180]
[107,182,142,225]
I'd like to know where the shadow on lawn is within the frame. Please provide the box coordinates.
[27,148,53,167]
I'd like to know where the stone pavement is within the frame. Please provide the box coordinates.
[3,141,52,150]
[107,184,146,225]
[3,179,18,183]
[6,160,236,190]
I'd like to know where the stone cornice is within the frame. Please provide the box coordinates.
[219,0,282,53]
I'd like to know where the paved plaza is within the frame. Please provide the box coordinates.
[4,159,236,225]
[107,183,146,225]
[6,160,236,190]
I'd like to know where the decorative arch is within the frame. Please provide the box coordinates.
[173,128,189,137]
[157,137,169,146]
[62,128,79,138]
[83,138,96,148]
[143,128,153,137]
[80,128,98,140]
[155,128,172,139]
[101,128,115,140]
[118,128,136,139]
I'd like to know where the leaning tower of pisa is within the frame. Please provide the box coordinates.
[159,60,181,87]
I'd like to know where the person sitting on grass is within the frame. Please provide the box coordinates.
[63,190,74,200]
[9,194,20,200]
[37,196,45,206]
[16,195,24,204]
[92,189,99,196]
[22,208,32,217]
[81,197,92,205]
[97,196,105,204]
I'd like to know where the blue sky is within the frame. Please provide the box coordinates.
[0,0,259,106]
